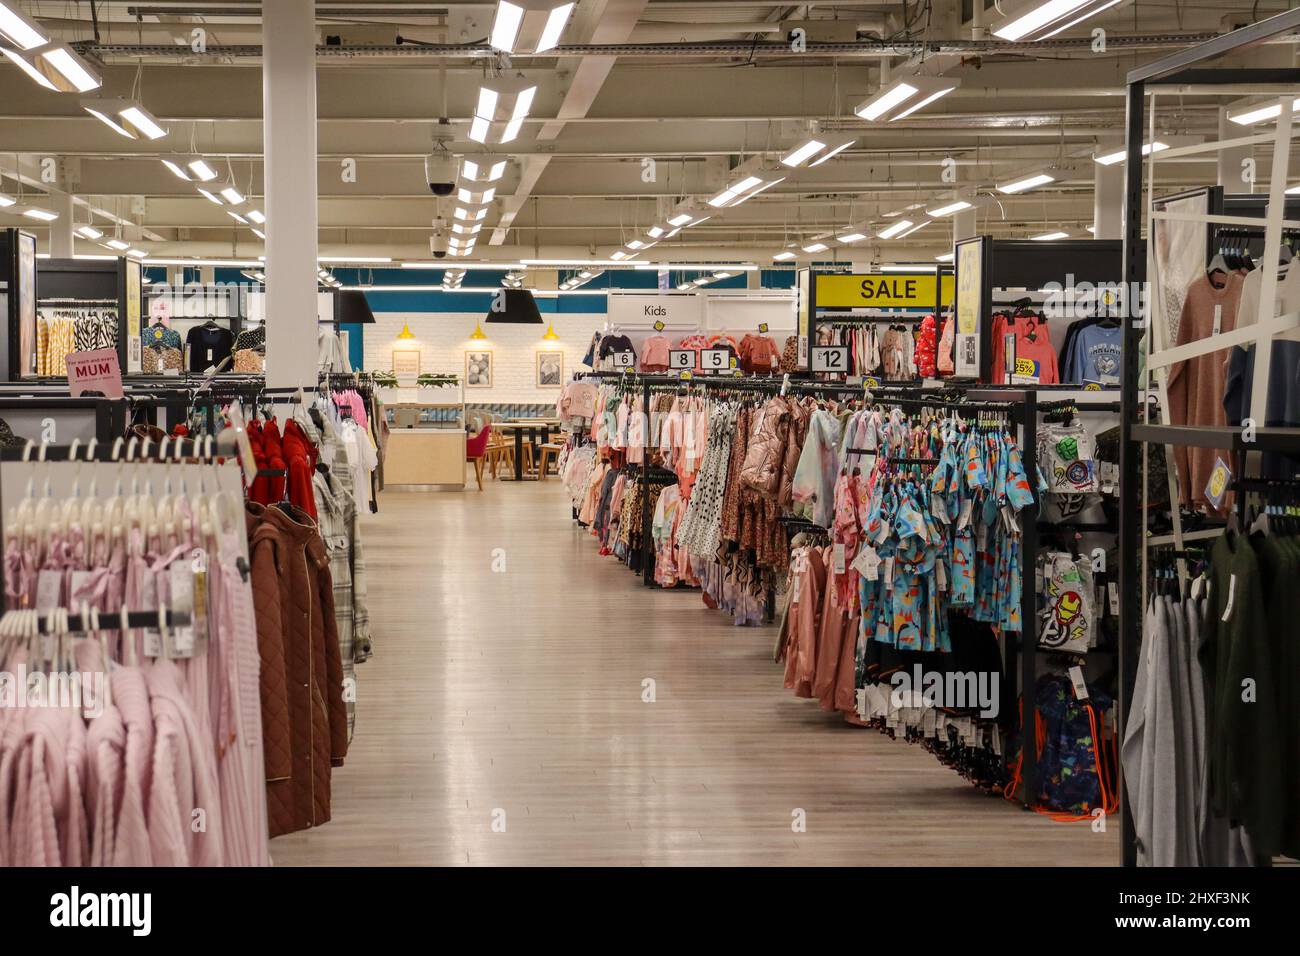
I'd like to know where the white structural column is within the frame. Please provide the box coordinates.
[1093,161,1123,239]
[262,0,319,388]
[49,191,74,258]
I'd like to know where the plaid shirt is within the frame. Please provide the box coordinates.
[299,406,373,743]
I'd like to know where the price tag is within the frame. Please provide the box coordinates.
[1204,456,1232,511]
[1212,304,1223,336]
[612,351,635,368]
[1068,665,1090,700]
[811,345,849,373]
[668,349,695,370]
[863,375,881,389]
[832,543,846,574]
[758,322,769,333]
[851,543,881,580]
[653,320,665,332]
[700,348,729,371]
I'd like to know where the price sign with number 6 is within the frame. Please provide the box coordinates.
[614,351,635,368]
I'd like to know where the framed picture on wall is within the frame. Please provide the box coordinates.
[392,349,420,376]
[465,349,493,388]
[536,350,563,388]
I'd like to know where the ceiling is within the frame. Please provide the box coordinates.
[1,0,1298,268]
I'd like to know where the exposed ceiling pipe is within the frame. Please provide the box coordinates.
[77,32,1244,61]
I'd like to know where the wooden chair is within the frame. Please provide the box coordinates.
[537,441,564,479]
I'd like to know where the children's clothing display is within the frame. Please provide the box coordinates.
[1064,321,1123,385]
[640,334,671,372]
[988,310,1059,385]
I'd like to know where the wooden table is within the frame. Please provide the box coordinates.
[495,420,561,481]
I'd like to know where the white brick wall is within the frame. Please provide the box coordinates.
[364,311,604,403]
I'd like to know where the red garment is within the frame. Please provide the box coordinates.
[281,420,319,521]
[915,315,938,378]
[988,312,1059,385]
[246,420,288,506]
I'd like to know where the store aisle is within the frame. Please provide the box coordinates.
[270,483,1118,866]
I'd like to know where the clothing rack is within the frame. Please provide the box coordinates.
[36,297,119,306]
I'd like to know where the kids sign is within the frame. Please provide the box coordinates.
[815,272,954,310]
[66,348,124,398]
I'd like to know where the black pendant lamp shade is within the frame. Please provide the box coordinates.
[336,289,376,324]
[485,287,544,324]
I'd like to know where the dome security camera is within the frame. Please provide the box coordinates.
[425,154,458,196]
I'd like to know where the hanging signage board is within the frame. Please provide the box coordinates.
[611,351,636,368]
[67,348,124,398]
[811,345,849,374]
[608,293,704,328]
[954,238,985,378]
[814,272,954,310]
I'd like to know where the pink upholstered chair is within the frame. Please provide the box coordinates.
[466,420,492,490]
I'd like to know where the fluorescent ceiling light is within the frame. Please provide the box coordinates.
[1031,230,1071,241]
[319,255,392,263]
[856,81,918,121]
[251,227,266,239]
[246,209,265,224]
[781,138,826,167]
[161,159,191,181]
[926,199,973,217]
[895,219,932,238]
[668,212,694,227]
[82,98,167,139]
[993,0,1121,42]
[470,76,537,144]
[460,156,508,183]
[219,186,245,204]
[1094,140,1167,165]
[877,219,913,239]
[802,242,829,253]
[773,250,797,261]
[1227,97,1300,127]
[454,205,489,221]
[809,139,855,167]
[709,175,763,208]
[75,224,103,240]
[188,158,217,181]
[856,75,958,123]
[890,84,958,121]
[104,238,130,251]
[0,3,48,50]
[126,248,147,259]
[836,231,867,244]
[997,171,1057,194]
[228,211,249,224]
[5,42,101,93]
[490,1,574,55]
[196,187,222,205]
[458,186,496,204]
[936,251,954,262]
[647,225,666,239]
[142,257,262,267]
[20,206,58,221]
[452,222,482,235]
[0,193,14,207]
[881,264,937,273]
[119,105,167,140]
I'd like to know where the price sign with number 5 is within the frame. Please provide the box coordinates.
[701,349,728,370]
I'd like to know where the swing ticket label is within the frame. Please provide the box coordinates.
[66,348,124,399]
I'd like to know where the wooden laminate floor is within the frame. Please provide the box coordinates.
[269,481,1119,866]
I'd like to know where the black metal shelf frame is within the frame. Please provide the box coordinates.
[1118,6,1300,868]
